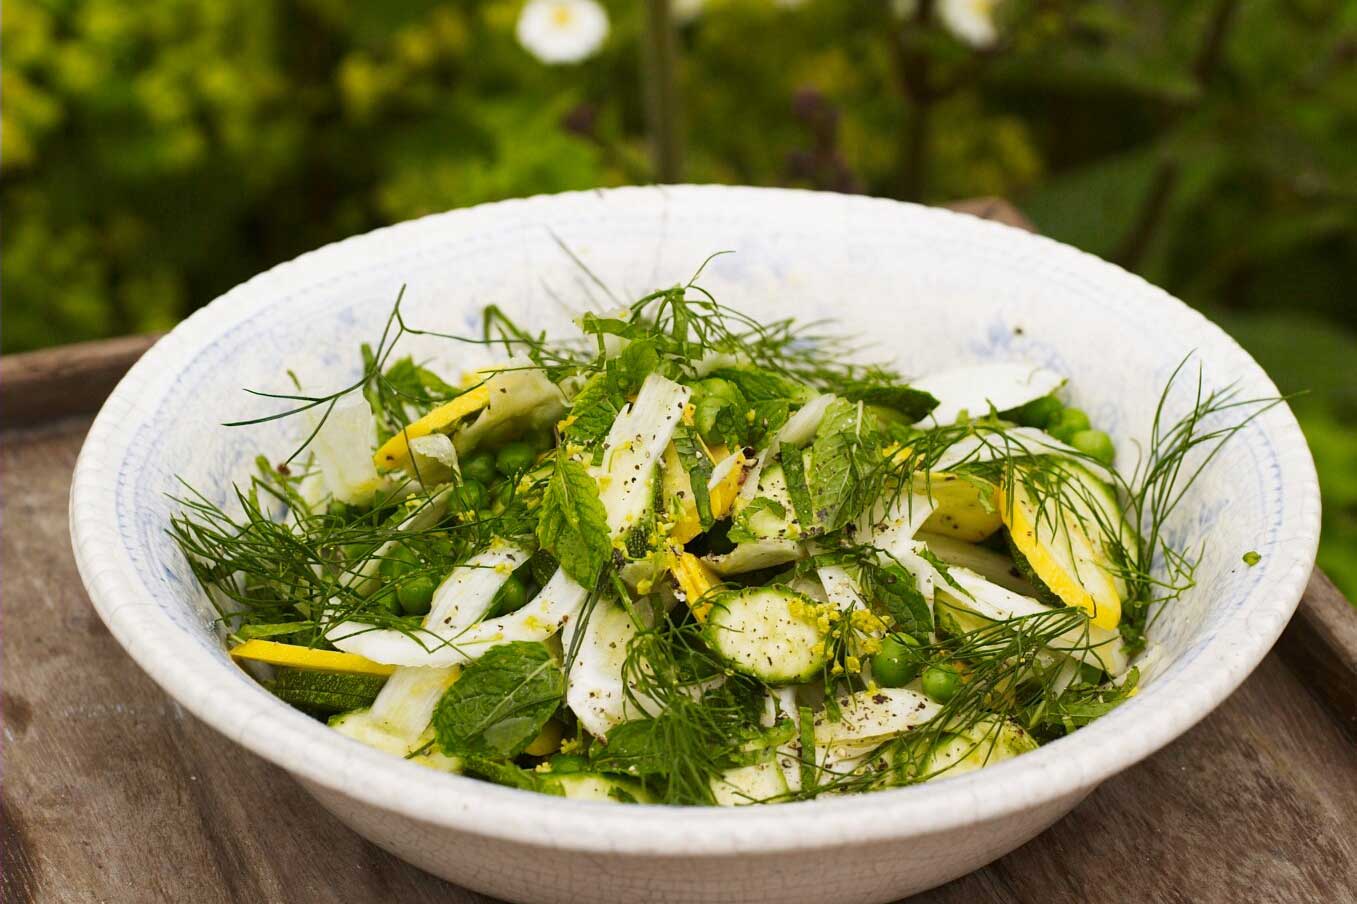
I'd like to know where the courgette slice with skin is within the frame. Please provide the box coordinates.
[554,773,655,803]
[270,667,386,715]
[914,472,1001,542]
[917,718,1038,780]
[230,639,396,678]
[711,759,790,806]
[998,464,1122,630]
[1052,460,1138,598]
[703,586,831,684]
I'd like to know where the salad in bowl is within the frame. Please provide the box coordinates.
[171,266,1275,807]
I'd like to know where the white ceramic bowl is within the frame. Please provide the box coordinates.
[71,186,1320,904]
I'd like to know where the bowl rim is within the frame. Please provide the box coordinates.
[70,184,1320,856]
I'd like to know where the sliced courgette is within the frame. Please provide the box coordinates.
[918,718,1037,779]
[710,759,789,806]
[230,639,396,678]
[555,773,654,803]
[999,463,1122,630]
[270,667,386,715]
[703,586,830,684]
[914,472,1001,542]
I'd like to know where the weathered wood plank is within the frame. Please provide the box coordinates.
[1,420,481,904]
[0,334,160,429]
[1277,569,1357,738]
[5,415,1355,903]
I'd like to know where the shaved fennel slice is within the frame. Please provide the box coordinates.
[326,542,529,662]
[778,393,836,447]
[406,433,459,488]
[764,688,803,792]
[331,667,463,770]
[939,567,1129,676]
[817,565,869,615]
[562,598,662,738]
[332,562,590,668]
[454,358,566,455]
[704,540,804,576]
[929,427,1112,482]
[917,533,1037,596]
[563,374,690,737]
[310,395,383,504]
[912,363,1064,426]
[595,373,691,536]
[814,688,940,769]
[345,490,453,594]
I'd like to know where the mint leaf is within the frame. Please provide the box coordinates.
[863,562,932,640]
[837,382,938,421]
[806,399,884,531]
[537,451,611,586]
[778,447,817,531]
[433,641,564,758]
[462,756,567,795]
[565,339,661,444]
[590,718,670,777]
[817,365,938,422]
[672,426,714,528]
[709,366,808,441]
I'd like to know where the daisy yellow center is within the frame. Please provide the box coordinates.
[550,3,575,26]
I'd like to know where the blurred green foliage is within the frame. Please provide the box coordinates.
[2,0,1354,595]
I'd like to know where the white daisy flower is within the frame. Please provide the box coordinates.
[516,0,610,64]
[937,0,1001,48]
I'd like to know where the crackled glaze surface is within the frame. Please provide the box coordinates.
[71,186,1319,904]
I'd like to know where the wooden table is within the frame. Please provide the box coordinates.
[5,200,1356,904]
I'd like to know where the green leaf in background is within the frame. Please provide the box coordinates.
[1022,146,1161,258]
[1218,311,1357,599]
[433,641,564,758]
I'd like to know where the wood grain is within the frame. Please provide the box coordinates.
[4,417,1354,904]
[5,197,1354,903]
[0,334,160,429]
[1277,569,1357,738]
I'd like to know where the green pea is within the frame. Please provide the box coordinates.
[488,574,528,617]
[494,480,516,507]
[695,377,741,404]
[1011,395,1063,429]
[1070,428,1116,465]
[495,441,536,476]
[922,664,961,703]
[528,428,556,452]
[1049,407,1091,442]
[461,452,498,486]
[397,574,437,616]
[371,584,403,616]
[548,753,589,774]
[452,478,487,511]
[378,544,418,581]
[693,395,729,441]
[870,634,925,688]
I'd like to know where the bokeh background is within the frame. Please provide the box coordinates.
[3,0,1354,595]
